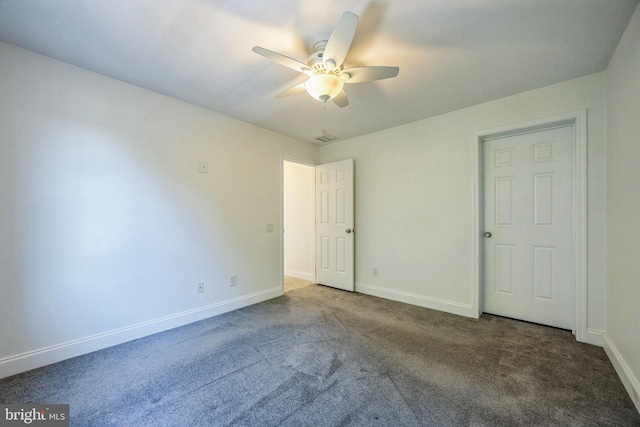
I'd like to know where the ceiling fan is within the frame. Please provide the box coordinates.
[252,11,399,108]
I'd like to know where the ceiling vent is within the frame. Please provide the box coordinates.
[316,131,337,143]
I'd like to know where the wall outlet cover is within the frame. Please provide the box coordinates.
[196,161,208,173]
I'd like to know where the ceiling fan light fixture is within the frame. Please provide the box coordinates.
[305,74,343,102]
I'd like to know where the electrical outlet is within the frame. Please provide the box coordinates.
[266,223,274,233]
[196,161,208,173]
[197,282,205,293]
[372,266,380,277]
[229,275,237,287]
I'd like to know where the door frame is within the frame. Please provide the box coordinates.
[280,155,317,293]
[472,110,589,342]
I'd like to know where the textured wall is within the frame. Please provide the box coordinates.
[320,73,607,337]
[0,42,318,376]
[605,3,640,411]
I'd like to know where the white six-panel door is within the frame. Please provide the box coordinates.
[315,159,354,291]
[483,126,574,329]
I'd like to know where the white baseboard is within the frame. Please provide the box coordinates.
[0,287,282,380]
[355,282,476,318]
[582,329,605,347]
[603,333,640,413]
[284,269,314,282]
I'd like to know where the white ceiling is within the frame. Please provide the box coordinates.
[0,0,637,145]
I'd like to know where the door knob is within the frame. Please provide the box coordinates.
[484,232,492,238]
[346,228,353,234]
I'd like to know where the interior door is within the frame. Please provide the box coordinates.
[483,126,574,329]
[315,159,354,291]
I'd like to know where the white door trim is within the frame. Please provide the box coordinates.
[472,110,589,343]
[280,155,317,292]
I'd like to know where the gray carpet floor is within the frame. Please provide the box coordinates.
[1,280,639,426]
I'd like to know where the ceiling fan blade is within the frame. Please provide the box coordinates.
[275,82,307,98]
[332,90,349,108]
[252,46,311,74]
[342,66,399,83]
[323,12,359,68]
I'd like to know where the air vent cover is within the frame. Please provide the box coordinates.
[316,131,337,143]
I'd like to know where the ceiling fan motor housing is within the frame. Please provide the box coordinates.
[308,41,340,74]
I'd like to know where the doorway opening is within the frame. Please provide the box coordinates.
[282,159,315,293]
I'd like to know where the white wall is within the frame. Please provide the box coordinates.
[283,161,315,281]
[604,3,640,412]
[319,73,607,340]
[0,42,318,378]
